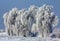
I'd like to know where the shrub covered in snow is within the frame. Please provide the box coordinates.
[3,4,59,38]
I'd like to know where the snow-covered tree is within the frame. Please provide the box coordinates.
[3,4,59,38]
[35,4,59,38]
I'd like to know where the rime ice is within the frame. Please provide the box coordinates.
[3,4,59,38]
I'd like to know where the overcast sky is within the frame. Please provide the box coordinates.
[0,0,60,30]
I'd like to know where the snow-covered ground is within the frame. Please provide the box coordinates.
[0,37,60,41]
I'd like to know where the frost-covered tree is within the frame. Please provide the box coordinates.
[35,4,59,38]
[3,4,59,38]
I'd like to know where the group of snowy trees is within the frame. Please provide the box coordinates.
[3,4,59,38]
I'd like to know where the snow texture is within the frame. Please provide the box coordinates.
[3,4,59,38]
[0,37,60,41]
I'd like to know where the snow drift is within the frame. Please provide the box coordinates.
[0,37,60,41]
[3,4,59,38]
